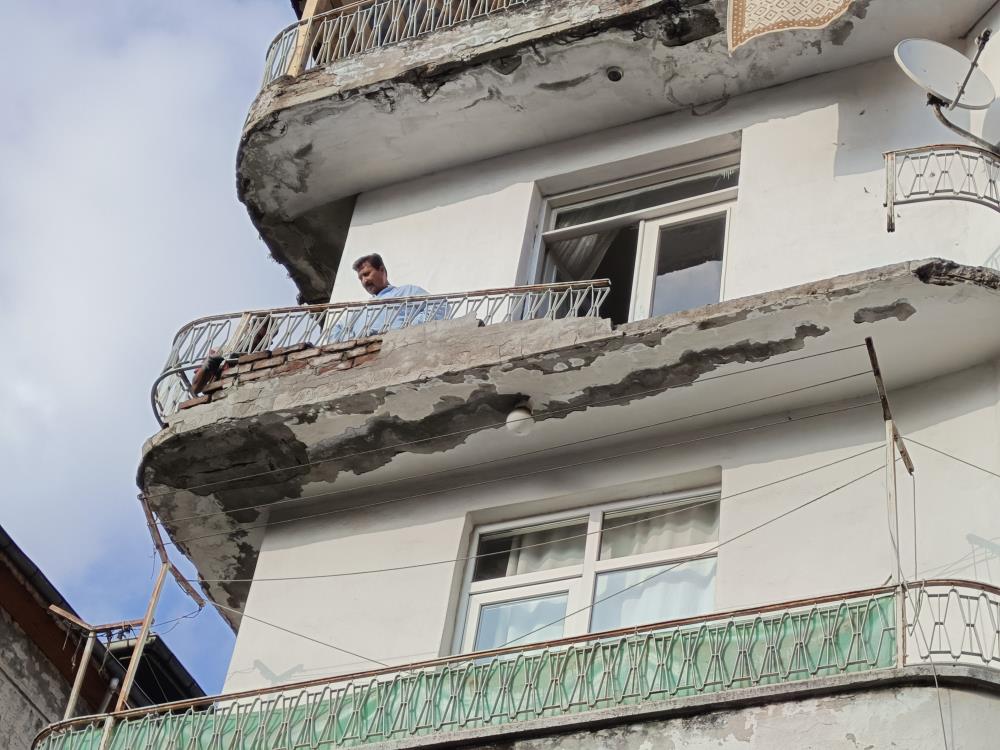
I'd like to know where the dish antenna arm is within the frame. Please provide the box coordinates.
[951,29,991,111]
[928,95,1000,155]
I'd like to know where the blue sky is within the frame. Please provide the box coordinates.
[0,0,299,693]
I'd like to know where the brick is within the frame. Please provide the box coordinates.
[235,362,255,375]
[320,340,357,353]
[345,346,368,358]
[178,395,210,410]
[252,355,287,370]
[202,379,226,393]
[288,347,322,361]
[236,350,272,365]
[352,353,378,368]
[310,352,344,367]
[355,336,382,347]
[238,369,273,382]
[365,342,382,353]
[272,342,314,357]
[275,359,310,376]
[317,359,354,375]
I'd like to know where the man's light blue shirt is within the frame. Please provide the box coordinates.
[332,284,443,340]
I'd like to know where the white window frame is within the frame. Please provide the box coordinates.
[630,201,735,321]
[452,487,721,654]
[530,152,739,322]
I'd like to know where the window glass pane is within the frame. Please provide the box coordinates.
[650,214,726,317]
[473,520,587,582]
[553,169,738,230]
[590,557,716,632]
[474,593,568,651]
[600,498,719,560]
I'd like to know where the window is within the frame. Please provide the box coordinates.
[456,491,720,653]
[538,154,738,325]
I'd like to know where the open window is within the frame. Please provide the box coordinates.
[538,154,739,325]
[455,491,720,653]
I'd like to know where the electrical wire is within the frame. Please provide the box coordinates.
[209,600,389,668]
[499,463,885,648]
[881,467,949,750]
[190,457,884,671]
[147,344,867,505]
[163,370,871,529]
[190,445,882,584]
[169,400,881,547]
[907,438,1000,480]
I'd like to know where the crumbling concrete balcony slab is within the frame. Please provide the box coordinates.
[138,259,1000,626]
[238,0,995,302]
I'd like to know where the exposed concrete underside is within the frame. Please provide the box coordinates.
[238,0,993,301]
[139,259,1000,627]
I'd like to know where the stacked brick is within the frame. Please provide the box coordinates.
[176,337,383,411]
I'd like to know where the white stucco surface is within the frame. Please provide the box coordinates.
[223,355,1000,690]
[332,55,1000,305]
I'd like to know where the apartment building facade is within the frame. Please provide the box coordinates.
[35,0,1000,748]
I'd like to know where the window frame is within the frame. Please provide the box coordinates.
[630,201,735,321]
[452,487,721,654]
[530,152,739,323]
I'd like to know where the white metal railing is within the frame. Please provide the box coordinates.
[885,144,1000,231]
[261,0,531,87]
[904,580,1000,670]
[152,280,610,425]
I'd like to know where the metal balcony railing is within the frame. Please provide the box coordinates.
[33,580,1000,750]
[34,584,904,750]
[262,0,531,88]
[152,280,610,425]
[885,144,1000,231]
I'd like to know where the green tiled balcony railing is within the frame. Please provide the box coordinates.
[35,589,897,750]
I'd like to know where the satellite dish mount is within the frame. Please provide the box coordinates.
[895,32,998,155]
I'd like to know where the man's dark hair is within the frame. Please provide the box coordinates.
[352,253,385,272]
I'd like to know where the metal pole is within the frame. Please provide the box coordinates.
[63,630,96,720]
[114,561,169,713]
[886,420,902,586]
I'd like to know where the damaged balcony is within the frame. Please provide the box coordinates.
[31,580,1000,750]
[152,280,610,425]
[240,0,996,303]
[139,259,1000,628]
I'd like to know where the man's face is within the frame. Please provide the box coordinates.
[357,262,389,295]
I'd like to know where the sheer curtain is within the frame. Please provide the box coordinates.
[600,500,719,559]
[474,593,568,650]
[590,557,716,632]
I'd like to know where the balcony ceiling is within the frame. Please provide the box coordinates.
[238,0,994,302]
[140,259,1000,627]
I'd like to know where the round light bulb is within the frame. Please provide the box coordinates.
[506,406,534,436]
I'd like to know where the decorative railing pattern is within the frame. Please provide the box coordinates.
[261,0,531,87]
[904,580,1000,669]
[34,588,896,750]
[152,280,610,425]
[885,144,1000,231]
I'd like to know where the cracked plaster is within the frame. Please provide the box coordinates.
[236,0,913,301]
[139,259,1000,624]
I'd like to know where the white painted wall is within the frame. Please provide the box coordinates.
[233,34,1000,697]
[224,358,1000,692]
[332,54,1000,305]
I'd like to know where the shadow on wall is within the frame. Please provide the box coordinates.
[832,63,979,178]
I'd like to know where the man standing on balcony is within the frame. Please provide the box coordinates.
[334,253,441,340]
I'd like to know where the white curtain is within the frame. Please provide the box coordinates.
[600,501,719,560]
[590,557,716,632]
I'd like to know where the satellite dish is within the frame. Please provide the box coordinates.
[895,38,996,110]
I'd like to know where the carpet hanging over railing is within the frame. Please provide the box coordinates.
[728,0,853,50]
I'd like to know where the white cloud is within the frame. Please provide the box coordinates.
[0,0,298,691]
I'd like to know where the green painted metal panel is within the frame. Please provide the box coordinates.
[37,594,895,750]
